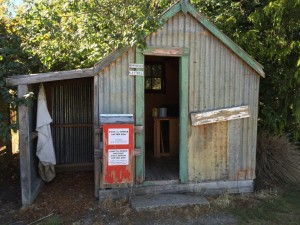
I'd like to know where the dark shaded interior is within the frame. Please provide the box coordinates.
[144,56,180,181]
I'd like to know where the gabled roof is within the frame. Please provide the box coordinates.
[95,1,264,77]
[162,1,264,77]
[6,1,264,86]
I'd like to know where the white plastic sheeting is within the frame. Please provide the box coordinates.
[36,83,56,182]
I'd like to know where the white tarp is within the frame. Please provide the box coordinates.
[36,83,56,182]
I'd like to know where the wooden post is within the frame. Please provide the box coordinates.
[135,48,145,184]
[179,52,189,183]
[93,74,101,197]
[18,84,32,205]
[18,84,45,207]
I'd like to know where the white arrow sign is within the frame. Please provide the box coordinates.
[129,71,144,76]
[129,63,144,69]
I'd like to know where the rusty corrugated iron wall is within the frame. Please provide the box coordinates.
[145,12,260,182]
[98,48,135,115]
[47,78,93,164]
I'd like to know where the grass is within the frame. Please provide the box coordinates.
[44,215,63,225]
[231,185,300,225]
[256,132,300,189]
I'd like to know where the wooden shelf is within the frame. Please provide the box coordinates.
[153,117,179,157]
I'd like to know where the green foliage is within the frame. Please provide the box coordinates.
[1,0,300,142]
[0,0,40,142]
[193,0,300,140]
[16,0,177,71]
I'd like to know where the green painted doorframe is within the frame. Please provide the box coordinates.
[135,47,189,184]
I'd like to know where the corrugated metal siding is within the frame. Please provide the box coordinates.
[98,48,135,114]
[146,12,260,181]
[50,79,93,164]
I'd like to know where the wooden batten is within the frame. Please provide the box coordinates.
[191,106,250,126]
[6,68,94,86]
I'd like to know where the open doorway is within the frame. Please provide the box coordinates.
[144,56,180,181]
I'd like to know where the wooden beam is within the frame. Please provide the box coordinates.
[161,2,181,23]
[134,126,143,134]
[98,180,254,202]
[185,4,265,77]
[6,68,94,86]
[135,47,145,184]
[18,84,32,206]
[179,53,189,183]
[191,106,250,126]
[18,84,44,207]
[143,47,189,57]
[134,148,142,156]
[93,75,101,196]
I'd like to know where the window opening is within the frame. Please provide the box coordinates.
[145,62,165,93]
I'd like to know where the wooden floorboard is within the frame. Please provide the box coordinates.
[145,156,179,181]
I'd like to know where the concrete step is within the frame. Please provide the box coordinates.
[131,193,209,211]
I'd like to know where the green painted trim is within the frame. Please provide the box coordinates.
[138,46,189,184]
[180,0,187,15]
[161,2,181,23]
[185,4,265,77]
[179,54,189,183]
[135,47,145,184]
[94,47,130,75]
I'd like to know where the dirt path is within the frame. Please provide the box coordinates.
[0,157,237,225]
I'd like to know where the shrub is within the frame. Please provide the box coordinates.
[255,132,300,189]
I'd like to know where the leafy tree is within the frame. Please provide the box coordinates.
[192,0,300,140]
[16,0,177,71]
[3,0,300,142]
[0,0,41,142]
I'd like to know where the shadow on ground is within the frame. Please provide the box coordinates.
[0,155,237,225]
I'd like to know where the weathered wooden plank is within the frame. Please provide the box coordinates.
[93,75,101,195]
[143,47,189,57]
[191,106,250,126]
[18,84,31,205]
[135,48,145,184]
[94,149,102,158]
[134,148,143,156]
[180,0,188,15]
[98,180,254,202]
[99,114,134,124]
[134,126,144,134]
[179,52,189,183]
[94,128,101,134]
[6,68,94,86]
[18,84,36,206]
[189,122,228,182]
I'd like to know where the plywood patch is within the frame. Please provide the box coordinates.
[189,121,228,181]
[191,106,250,126]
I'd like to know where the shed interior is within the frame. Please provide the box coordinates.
[144,56,180,181]
[44,77,94,170]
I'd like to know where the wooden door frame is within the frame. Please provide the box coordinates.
[135,46,189,184]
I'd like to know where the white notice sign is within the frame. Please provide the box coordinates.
[129,63,144,69]
[129,70,144,76]
[108,128,129,145]
[108,149,129,166]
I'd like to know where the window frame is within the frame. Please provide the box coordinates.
[144,62,166,94]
